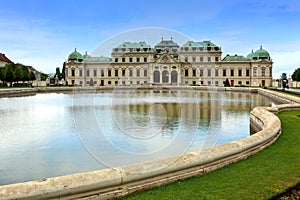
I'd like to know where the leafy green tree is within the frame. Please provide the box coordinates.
[55,67,62,80]
[15,66,23,83]
[291,68,300,81]
[40,73,49,81]
[5,64,16,86]
[30,71,36,81]
[21,66,30,82]
[0,67,6,83]
[62,62,66,80]
[224,79,230,87]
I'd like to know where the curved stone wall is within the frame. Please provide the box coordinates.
[0,88,300,200]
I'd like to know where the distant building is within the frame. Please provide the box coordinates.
[65,39,273,87]
[0,53,14,67]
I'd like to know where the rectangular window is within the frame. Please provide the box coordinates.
[215,69,219,77]
[115,58,118,62]
[246,69,250,77]
[200,57,203,62]
[122,69,126,77]
[215,57,219,62]
[208,81,211,85]
[71,69,75,77]
[122,57,125,62]
[262,68,266,77]
[200,69,203,76]
[108,69,111,77]
[246,81,250,85]
[129,57,133,62]
[230,69,234,76]
[129,69,133,77]
[108,81,111,84]
[185,57,188,62]
[137,81,140,85]
[253,68,257,77]
[144,69,147,76]
[192,57,196,62]
[136,69,140,77]
[79,69,82,77]
[185,69,189,77]
[144,81,147,84]
[223,69,226,77]
[94,69,97,77]
[238,81,242,85]
[101,69,104,77]
[115,69,118,77]
[137,57,140,62]
[86,69,90,77]
[215,81,219,86]
[115,81,118,85]
[208,69,211,77]
[144,57,147,62]
[192,69,196,76]
[207,57,211,62]
[238,69,242,77]
[80,81,82,85]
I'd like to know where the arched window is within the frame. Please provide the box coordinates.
[153,70,160,83]
[162,70,169,83]
[171,71,178,83]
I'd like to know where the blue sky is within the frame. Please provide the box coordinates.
[0,0,300,78]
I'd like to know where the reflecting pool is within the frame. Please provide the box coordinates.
[0,89,280,185]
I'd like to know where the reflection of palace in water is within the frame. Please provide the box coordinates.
[109,90,276,125]
[65,38,273,87]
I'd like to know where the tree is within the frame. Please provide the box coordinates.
[291,68,300,81]
[5,64,16,86]
[61,62,66,80]
[21,66,30,82]
[15,66,23,83]
[40,73,49,81]
[30,71,36,81]
[0,67,5,83]
[224,79,230,87]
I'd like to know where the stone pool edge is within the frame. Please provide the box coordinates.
[0,88,300,199]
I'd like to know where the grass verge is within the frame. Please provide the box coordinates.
[121,110,300,200]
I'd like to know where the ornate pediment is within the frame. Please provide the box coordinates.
[153,54,179,64]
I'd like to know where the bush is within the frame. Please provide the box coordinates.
[13,83,30,87]
[0,83,8,87]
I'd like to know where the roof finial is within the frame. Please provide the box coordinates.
[75,48,77,52]
[161,37,164,41]
[260,45,262,49]
[171,37,173,40]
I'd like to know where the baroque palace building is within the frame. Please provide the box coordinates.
[65,38,272,87]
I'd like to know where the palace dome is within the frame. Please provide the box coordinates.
[68,48,83,61]
[246,50,255,59]
[82,51,91,60]
[253,46,270,59]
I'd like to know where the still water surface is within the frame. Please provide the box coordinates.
[0,89,280,185]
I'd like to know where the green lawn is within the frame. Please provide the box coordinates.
[122,110,300,200]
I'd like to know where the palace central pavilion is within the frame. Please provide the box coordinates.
[65,38,272,87]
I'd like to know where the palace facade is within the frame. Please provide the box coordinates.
[65,38,273,87]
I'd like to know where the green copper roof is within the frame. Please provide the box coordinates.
[68,48,83,61]
[182,40,219,48]
[223,54,250,61]
[85,56,111,62]
[82,51,91,60]
[155,38,180,48]
[247,50,255,59]
[253,46,270,59]
[116,41,151,49]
